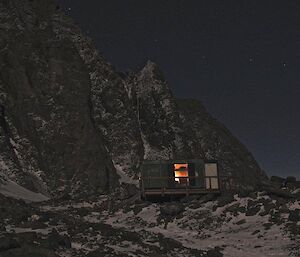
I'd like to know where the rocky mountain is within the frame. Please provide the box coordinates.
[0,0,267,196]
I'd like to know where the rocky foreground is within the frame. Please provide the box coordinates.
[0,183,299,257]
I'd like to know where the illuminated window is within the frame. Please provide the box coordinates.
[174,163,189,185]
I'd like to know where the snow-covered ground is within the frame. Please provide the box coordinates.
[0,186,299,257]
[102,195,299,257]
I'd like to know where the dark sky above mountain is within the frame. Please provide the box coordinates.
[56,0,300,179]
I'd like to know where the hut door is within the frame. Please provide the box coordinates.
[205,163,219,189]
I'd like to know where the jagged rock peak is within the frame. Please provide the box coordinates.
[139,60,166,81]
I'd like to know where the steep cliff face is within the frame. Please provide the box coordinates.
[0,0,265,196]
[0,0,118,195]
[50,7,144,180]
[134,61,190,160]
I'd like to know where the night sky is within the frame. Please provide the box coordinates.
[57,0,300,179]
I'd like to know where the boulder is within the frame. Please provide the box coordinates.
[246,206,261,216]
[160,203,184,216]
[199,194,217,204]
[263,223,273,230]
[256,180,273,191]
[286,176,296,183]
[270,176,285,185]
[0,237,20,252]
[246,200,261,216]
[237,190,252,198]
[288,209,300,222]
[259,202,276,216]
[216,194,234,207]
[0,224,6,232]
[86,249,107,257]
[55,193,72,202]
[47,229,71,250]
[206,247,223,257]
[292,188,300,200]
[292,188,300,195]
[18,221,47,230]
[224,203,240,214]
[77,208,90,217]
[37,212,52,223]
[248,192,258,199]
[16,232,38,245]
[277,204,289,214]
[236,219,246,225]
[119,184,139,200]
[157,234,182,251]
[265,188,294,199]
[132,203,150,215]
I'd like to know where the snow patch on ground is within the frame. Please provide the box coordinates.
[5,225,51,235]
[41,197,108,212]
[113,161,139,185]
[0,180,49,202]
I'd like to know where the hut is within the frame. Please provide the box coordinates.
[140,159,220,199]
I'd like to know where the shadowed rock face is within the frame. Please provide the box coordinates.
[0,0,118,195]
[0,0,265,196]
[176,99,267,189]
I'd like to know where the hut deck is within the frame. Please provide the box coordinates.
[143,187,220,197]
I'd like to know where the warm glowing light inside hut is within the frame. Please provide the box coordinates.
[174,163,188,183]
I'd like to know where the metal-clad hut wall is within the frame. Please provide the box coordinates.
[141,161,168,189]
